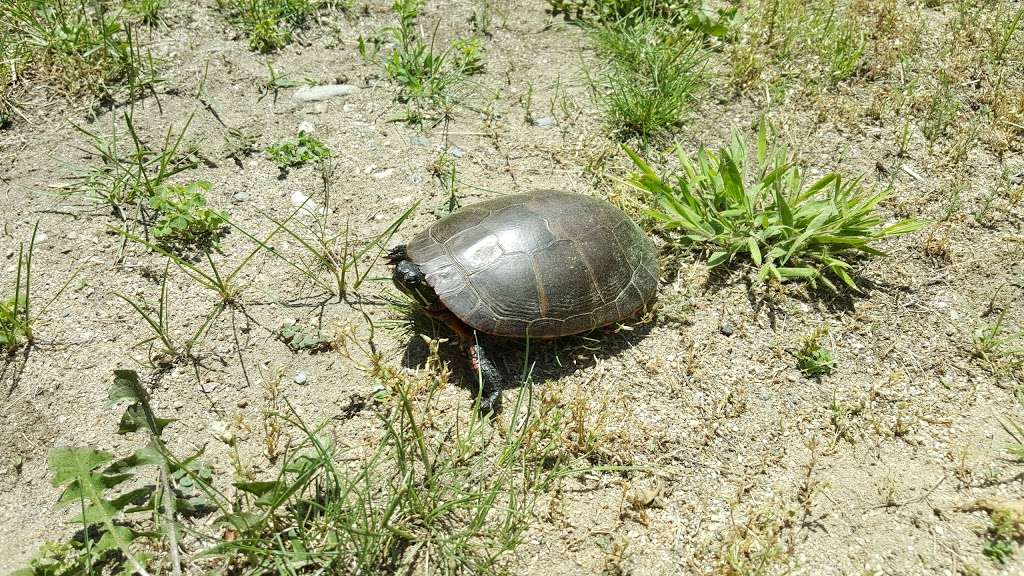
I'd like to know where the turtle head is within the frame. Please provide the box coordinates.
[389,245,444,312]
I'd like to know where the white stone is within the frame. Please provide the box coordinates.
[293,84,358,102]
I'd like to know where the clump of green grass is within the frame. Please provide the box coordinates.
[0,0,159,102]
[812,7,865,83]
[267,130,331,170]
[627,121,926,290]
[591,17,706,142]
[795,326,835,377]
[63,111,200,220]
[2,224,77,355]
[549,0,692,25]
[216,0,333,53]
[16,344,579,575]
[1,228,36,354]
[972,308,1024,375]
[125,0,166,26]
[365,0,486,106]
[149,181,229,253]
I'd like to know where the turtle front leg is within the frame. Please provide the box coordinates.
[469,339,503,414]
[436,311,504,414]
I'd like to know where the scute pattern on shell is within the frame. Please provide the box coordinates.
[405,190,658,338]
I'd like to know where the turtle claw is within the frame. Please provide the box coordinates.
[471,342,503,416]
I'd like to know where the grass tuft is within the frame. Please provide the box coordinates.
[591,17,706,142]
[216,0,335,53]
[0,0,159,105]
[361,0,486,116]
[627,120,926,290]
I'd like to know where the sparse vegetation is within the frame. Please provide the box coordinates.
[591,17,706,141]
[266,130,331,170]
[1,225,77,355]
[149,181,229,253]
[16,346,581,575]
[628,122,926,290]
[6,0,1024,572]
[62,112,200,224]
[0,0,159,105]
[216,0,336,53]
[1,227,37,354]
[972,308,1024,376]
[363,0,486,111]
[795,326,835,377]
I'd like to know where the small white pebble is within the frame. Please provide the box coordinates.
[294,371,308,385]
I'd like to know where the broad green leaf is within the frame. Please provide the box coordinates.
[118,405,175,435]
[109,370,146,406]
[707,251,730,267]
[49,447,113,486]
[881,218,927,236]
[234,480,282,497]
[107,443,164,473]
[747,238,762,265]
[776,267,818,278]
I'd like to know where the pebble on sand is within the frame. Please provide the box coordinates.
[293,84,359,102]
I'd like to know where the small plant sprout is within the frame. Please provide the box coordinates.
[376,0,487,107]
[972,308,1024,373]
[149,181,229,254]
[627,121,926,290]
[267,130,331,171]
[278,320,333,352]
[1,224,78,354]
[795,326,836,377]
[114,262,221,365]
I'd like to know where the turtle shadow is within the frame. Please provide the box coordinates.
[400,320,655,407]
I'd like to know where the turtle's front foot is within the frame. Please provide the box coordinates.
[470,342,503,415]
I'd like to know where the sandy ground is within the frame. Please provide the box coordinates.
[2,0,1024,574]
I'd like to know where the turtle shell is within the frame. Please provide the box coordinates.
[404,190,658,338]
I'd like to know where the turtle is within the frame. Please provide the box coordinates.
[388,190,658,413]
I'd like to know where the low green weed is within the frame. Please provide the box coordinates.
[2,224,77,354]
[591,17,706,142]
[149,181,229,253]
[0,0,159,101]
[796,326,835,376]
[63,111,200,219]
[267,130,331,170]
[368,0,486,106]
[627,122,926,290]
[216,0,329,53]
[13,371,188,576]
[278,320,333,352]
[972,308,1024,374]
